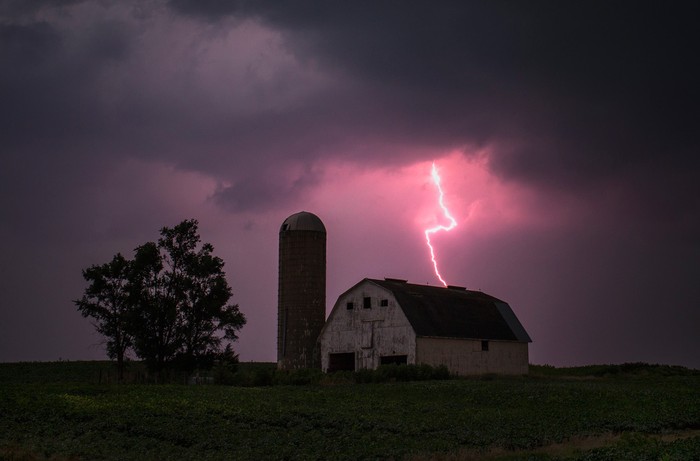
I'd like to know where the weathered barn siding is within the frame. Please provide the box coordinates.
[320,283,416,372]
[416,337,529,375]
[320,278,531,375]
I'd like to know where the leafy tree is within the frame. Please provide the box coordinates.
[131,219,245,376]
[74,253,133,381]
[76,219,246,380]
[128,241,179,376]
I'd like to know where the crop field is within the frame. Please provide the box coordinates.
[1,362,699,460]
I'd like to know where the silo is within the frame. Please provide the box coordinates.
[277,211,326,369]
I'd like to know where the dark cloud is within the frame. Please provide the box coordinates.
[1,1,699,367]
[213,164,321,213]
[9,1,696,212]
[0,0,85,18]
[0,22,63,146]
[0,17,134,153]
[167,0,241,21]
[163,1,700,212]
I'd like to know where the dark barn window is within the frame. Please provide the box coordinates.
[328,352,355,372]
[481,340,489,351]
[346,302,354,310]
[380,299,389,307]
[380,355,408,365]
[363,297,371,309]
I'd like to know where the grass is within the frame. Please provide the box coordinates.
[0,362,699,460]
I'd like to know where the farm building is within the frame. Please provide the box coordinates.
[277,211,326,370]
[318,278,531,376]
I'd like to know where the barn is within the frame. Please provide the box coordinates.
[318,278,531,376]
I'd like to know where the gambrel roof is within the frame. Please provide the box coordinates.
[365,278,531,342]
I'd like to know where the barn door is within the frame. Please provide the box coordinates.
[361,321,373,349]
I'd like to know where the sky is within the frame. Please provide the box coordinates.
[1,1,699,368]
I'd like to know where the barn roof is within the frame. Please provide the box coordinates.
[368,278,531,342]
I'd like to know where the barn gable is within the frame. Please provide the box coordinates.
[319,279,417,371]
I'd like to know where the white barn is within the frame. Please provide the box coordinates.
[319,278,532,376]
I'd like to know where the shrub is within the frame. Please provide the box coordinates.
[216,363,452,386]
[272,368,324,386]
[349,364,452,383]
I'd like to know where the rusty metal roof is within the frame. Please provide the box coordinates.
[369,278,531,342]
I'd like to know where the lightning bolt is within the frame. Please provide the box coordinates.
[424,162,457,286]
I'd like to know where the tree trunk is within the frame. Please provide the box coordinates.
[117,350,124,383]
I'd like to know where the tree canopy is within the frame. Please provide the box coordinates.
[75,253,133,380]
[75,219,246,380]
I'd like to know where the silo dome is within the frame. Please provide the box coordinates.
[280,211,326,233]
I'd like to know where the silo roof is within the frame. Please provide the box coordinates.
[280,211,326,233]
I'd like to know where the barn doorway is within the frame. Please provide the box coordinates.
[380,355,408,366]
[328,352,355,372]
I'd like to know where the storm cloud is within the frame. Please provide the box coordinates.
[1,1,698,367]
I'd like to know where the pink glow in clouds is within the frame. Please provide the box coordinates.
[166,152,594,363]
[133,153,558,363]
[54,151,571,364]
[303,151,534,287]
[424,162,458,286]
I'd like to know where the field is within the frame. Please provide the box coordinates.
[1,362,699,460]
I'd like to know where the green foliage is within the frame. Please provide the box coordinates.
[74,254,133,380]
[530,362,700,378]
[573,433,700,461]
[213,361,277,387]
[74,219,246,378]
[1,362,699,460]
[0,361,122,385]
[272,368,325,386]
[353,363,451,383]
[214,364,451,387]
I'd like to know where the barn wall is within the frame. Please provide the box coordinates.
[416,337,529,375]
[320,282,416,372]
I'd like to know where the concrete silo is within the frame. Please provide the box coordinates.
[277,211,326,369]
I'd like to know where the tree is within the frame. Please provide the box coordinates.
[74,253,133,381]
[76,219,246,380]
[166,229,245,371]
[128,240,179,376]
[130,220,247,375]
